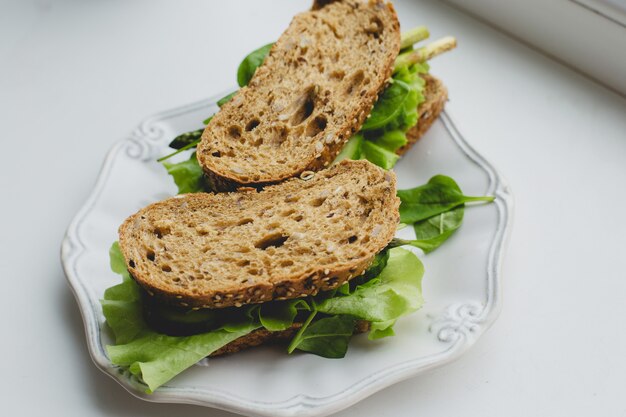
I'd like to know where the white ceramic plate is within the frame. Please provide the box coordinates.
[61,91,513,417]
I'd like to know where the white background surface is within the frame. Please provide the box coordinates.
[444,0,626,94]
[1,0,625,416]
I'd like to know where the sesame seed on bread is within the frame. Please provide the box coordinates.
[118,160,399,310]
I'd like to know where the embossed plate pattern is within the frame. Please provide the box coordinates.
[61,91,513,417]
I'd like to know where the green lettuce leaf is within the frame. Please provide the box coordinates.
[103,244,425,390]
[109,241,130,279]
[162,152,206,194]
[333,135,400,169]
[103,244,260,392]
[316,248,424,340]
[333,134,364,164]
[372,129,408,153]
[340,62,429,169]
[107,318,257,393]
[362,79,414,131]
[360,140,400,170]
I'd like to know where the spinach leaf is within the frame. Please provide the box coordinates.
[361,79,412,131]
[354,249,390,286]
[412,205,464,252]
[387,205,464,253]
[237,43,273,87]
[397,175,494,224]
[217,91,237,107]
[289,315,356,359]
[162,152,206,194]
[259,299,310,331]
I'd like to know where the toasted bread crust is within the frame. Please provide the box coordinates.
[119,160,399,309]
[197,0,400,191]
[210,320,370,357]
[204,74,447,192]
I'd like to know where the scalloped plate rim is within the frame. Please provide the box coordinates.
[61,90,513,417]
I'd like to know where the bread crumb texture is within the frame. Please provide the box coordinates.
[197,0,400,189]
[119,160,399,309]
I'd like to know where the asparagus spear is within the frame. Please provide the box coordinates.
[167,129,203,150]
[158,129,203,162]
[400,26,429,49]
[394,36,457,72]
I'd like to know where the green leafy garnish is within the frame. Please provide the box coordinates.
[162,152,206,194]
[287,248,424,356]
[217,91,237,107]
[388,205,463,254]
[104,243,425,388]
[237,43,274,87]
[395,175,494,252]
[103,245,259,392]
[333,134,364,164]
[258,299,309,331]
[360,140,400,170]
[333,132,401,169]
[412,206,464,252]
[336,62,429,169]
[289,315,356,359]
[362,79,414,131]
[107,318,257,393]
[397,175,494,224]
[373,129,409,153]
[317,248,424,339]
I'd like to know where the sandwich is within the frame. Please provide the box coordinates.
[105,160,423,392]
[158,0,456,194]
[103,161,494,392]
[100,1,493,394]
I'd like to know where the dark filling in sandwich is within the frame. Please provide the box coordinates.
[142,250,390,337]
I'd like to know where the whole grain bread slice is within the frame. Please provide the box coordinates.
[119,160,399,309]
[197,0,400,191]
